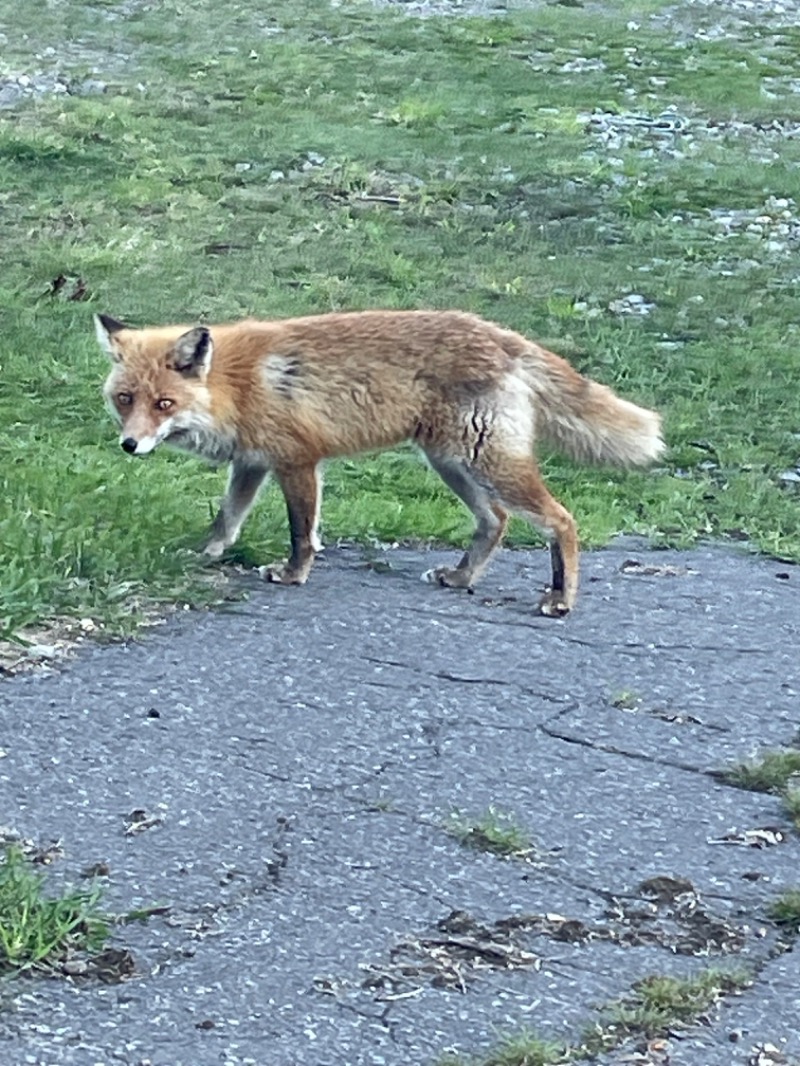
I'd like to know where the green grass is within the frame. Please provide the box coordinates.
[441,968,750,1064]
[610,689,641,710]
[440,1031,568,1066]
[0,846,109,976]
[445,807,534,859]
[583,970,751,1051]
[719,750,800,839]
[3,0,800,635]
[768,889,800,934]
[783,789,800,831]
[718,751,800,794]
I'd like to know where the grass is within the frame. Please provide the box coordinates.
[718,750,800,834]
[582,969,751,1053]
[783,789,800,831]
[718,750,800,793]
[768,889,800,934]
[0,845,109,976]
[441,968,750,1064]
[3,0,800,636]
[445,807,534,859]
[610,689,640,710]
[440,1031,568,1066]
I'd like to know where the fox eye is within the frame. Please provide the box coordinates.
[155,398,174,412]
[117,392,133,406]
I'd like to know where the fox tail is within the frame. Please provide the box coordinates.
[522,346,665,467]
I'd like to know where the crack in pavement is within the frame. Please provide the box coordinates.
[360,653,577,705]
[537,719,722,778]
[537,705,727,779]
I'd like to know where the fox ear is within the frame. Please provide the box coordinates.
[171,326,213,377]
[94,313,128,361]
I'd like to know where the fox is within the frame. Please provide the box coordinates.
[96,309,664,616]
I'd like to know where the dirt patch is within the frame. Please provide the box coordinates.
[0,619,96,677]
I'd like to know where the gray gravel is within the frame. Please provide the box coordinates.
[1,541,799,1066]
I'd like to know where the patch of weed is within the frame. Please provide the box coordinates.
[439,1030,567,1066]
[782,789,800,831]
[583,969,751,1053]
[445,807,533,859]
[444,967,750,1065]
[611,689,640,710]
[768,889,800,934]
[0,845,109,976]
[718,751,800,794]
[719,752,800,842]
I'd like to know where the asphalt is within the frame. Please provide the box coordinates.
[0,540,798,1066]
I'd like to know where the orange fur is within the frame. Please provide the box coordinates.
[97,309,664,615]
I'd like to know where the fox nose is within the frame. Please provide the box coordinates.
[121,437,138,454]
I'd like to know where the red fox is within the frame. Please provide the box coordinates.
[96,309,664,615]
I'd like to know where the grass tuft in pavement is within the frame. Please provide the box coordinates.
[718,750,800,794]
[718,750,800,838]
[439,1030,568,1066]
[582,969,752,1054]
[768,889,800,935]
[782,789,800,831]
[0,845,109,976]
[445,807,534,859]
[442,967,750,1064]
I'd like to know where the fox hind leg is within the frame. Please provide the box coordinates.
[476,451,579,616]
[422,455,508,589]
[204,460,270,558]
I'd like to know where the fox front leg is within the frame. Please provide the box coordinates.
[260,464,321,585]
[203,460,270,558]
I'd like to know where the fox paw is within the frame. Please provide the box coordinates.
[538,590,571,618]
[202,539,228,560]
[259,563,308,586]
[422,566,473,589]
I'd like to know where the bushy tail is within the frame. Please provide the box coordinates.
[522,346,665,467]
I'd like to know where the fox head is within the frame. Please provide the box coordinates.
[96,313,214,456]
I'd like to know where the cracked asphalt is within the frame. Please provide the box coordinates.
[1,541,799,1066]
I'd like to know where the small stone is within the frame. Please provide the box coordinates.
[26,644,58,660]
[76,79,107,96]
[62,958,88,976]
[0,84,25,108]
